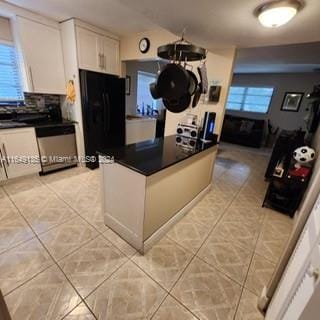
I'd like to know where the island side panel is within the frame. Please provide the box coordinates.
[143,146,217,241]
[100,161,146,251]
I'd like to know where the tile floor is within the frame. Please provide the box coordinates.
[0,143,294,319]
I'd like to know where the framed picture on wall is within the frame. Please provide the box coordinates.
[125,76,131,95]
[281,92,304,112]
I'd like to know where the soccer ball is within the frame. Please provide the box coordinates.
[293,146,316,167]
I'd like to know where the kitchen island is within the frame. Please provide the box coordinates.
[98,135,217,253]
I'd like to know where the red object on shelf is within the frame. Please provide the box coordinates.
[288,166,311,178]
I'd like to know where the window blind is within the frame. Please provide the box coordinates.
[226,86,274,113]
[0,43,24,102]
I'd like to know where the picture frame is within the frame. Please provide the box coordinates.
[281,92,304,112]
[125,76,131,95]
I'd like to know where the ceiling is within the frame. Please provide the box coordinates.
[5,0,320,49]
[119,0,320,49]
[4,0,157,35]
[235,42,320,73]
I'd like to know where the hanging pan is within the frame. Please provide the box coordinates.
[163,92,191,113]
[157,63,190,100]
[149,82,161,99]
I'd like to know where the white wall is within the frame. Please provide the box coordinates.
[229,73,320,131]
[0,16,12,42]
[163,49,236,137]
[121,29,236,137]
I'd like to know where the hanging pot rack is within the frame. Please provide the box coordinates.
[157,36,207,62]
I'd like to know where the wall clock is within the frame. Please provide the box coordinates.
[139,38,150,54]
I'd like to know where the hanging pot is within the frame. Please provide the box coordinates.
[163,93,191,113]
[186,70,198,96]
[157,63,190,100]
[198,63,208,94]
[192,85,202,108]
[149,82,161,99]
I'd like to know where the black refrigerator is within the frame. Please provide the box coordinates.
[80,70,125,169]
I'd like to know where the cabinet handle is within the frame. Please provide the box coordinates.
[98,53,103,69]
[29,66,35,92]
[307,266,320,280]
[104,54,107,70]
[2,143,9,167]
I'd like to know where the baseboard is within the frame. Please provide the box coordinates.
[143,184,211,253]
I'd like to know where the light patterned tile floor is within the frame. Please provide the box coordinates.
[0,143,294,319]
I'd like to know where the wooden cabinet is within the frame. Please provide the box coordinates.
[76,26,120,75]
[0,128,41,180]
[14,16,66,94]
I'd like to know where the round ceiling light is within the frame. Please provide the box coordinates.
[255,0,303,28]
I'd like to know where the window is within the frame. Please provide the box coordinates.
[226,86,273,113]
[0,43,23,102]
[137,71,161,114]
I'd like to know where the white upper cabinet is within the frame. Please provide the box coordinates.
[76,27,102,73]
[14,16,66,94]
[101,36,120,76]
[76,26,120,75]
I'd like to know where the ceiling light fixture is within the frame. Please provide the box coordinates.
[255,0,303,28]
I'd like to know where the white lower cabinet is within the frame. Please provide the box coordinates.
[126,119,157,145]
[266,194,320,320]
[0,128,41,180]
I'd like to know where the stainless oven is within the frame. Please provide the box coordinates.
[35,124,78,173]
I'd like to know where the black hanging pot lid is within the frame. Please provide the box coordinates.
[158,43,206,62]
[149,82,161,99]
[157,63,190,100]
[163,93,191,113]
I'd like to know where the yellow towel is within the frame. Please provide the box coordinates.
[66,80,76,104]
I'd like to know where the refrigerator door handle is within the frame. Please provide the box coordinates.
[105,93,111,133]
[102,93,108,133]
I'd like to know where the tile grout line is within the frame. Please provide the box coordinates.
[149,172,252,319]
[38,177,107,236]
[2,182,101,319]
[36,174,150,318]
[35,172,194,318]
[231,175,269,319]
[193,167,255,320]
[1,187,60,291]
[2,156,273,318]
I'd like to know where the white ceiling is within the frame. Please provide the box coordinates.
[5,0,320,49]
[118,0,320,49]
[4,0,157,35]
[235,42,320,73]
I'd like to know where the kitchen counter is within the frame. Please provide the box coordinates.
[98,135,217,176]
[99,135,218,254]
[0,119,76,130]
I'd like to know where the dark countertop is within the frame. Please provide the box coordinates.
[0,119,76,130]
[98,135,217,176]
